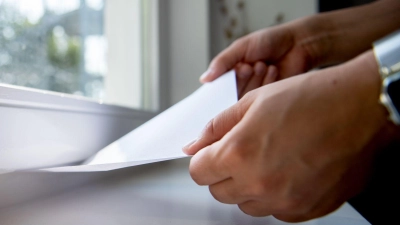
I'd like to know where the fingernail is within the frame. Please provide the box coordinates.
[182,139,197,154]
[199,69,213,83]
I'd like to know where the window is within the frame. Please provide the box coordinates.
[0,0,158,110]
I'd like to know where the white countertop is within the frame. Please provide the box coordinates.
[0,158,370,225]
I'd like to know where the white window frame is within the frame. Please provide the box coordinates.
[0,0,162,172]
[0,0,210,208]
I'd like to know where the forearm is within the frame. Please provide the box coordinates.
[290,0,400,68]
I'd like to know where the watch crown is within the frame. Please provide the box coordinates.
[380,93,389,105]
[380,93,400,125]
[381,66,391,77]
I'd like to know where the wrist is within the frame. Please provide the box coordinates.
[288,14,337,69]
[303,50,396,154]
[335,51,397,148]
[291,0,400,69]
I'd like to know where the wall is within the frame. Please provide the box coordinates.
[105,0,143,109]
[246,0,316,31]
[164,0,317,105]
[166,0,210,105]
[210,0,317,57]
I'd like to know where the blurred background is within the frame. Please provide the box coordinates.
[0,0,318,112]
[0,0,376,219]
[0,0,106,99]
[0,0,374,111]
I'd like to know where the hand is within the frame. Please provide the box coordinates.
[185,51,394,222]
[200,23,316,98]
[201,0,400,99]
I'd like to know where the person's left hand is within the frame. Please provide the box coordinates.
[183,51,394,222]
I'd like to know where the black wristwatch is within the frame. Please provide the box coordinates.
[373,29,400,125]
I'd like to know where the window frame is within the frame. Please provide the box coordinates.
[0,0,211,170]
[0,0,161,171]
[0,0,210,209]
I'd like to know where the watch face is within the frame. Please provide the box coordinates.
[387,75,400,112]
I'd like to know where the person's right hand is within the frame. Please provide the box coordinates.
[187,51,396,222]
[200,22,316,98]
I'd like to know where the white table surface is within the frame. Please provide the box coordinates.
[0,158,370,225]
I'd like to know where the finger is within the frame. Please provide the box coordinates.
[236,63,253,95]
[183,93,255,156]
[262,65,279,86]
[239,62,266,98]
[209,178,250,204]
[200,39,248,83]
[236,63,253,79]
[253,61,268,77]
[189,143,231,185]
[238,200,274,217]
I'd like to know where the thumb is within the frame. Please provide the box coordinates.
[183,92,255,155]
[200,39,248,83]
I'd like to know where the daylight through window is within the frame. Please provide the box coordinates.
[0,0,107,99]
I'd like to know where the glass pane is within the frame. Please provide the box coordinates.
[0,0,106,100]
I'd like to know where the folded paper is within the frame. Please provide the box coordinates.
[39,70,237,172]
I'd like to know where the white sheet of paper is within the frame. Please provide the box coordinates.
[39,70,237,172]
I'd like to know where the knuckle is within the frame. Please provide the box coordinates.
[238,204,254,216]
[202,115,228,142]
[219,138,263,178]
[229,138,252,152]
[238,203,269,217]
[276,196,309,214]
[209,186,227,204]
[241,89,258,102]
[188,167,201,185]
[279,199,301,213]
[226,138,258,160]
[246,182,269,198]
[203,118,216,138]
[223,141,247,165]
[188,156,206,185]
